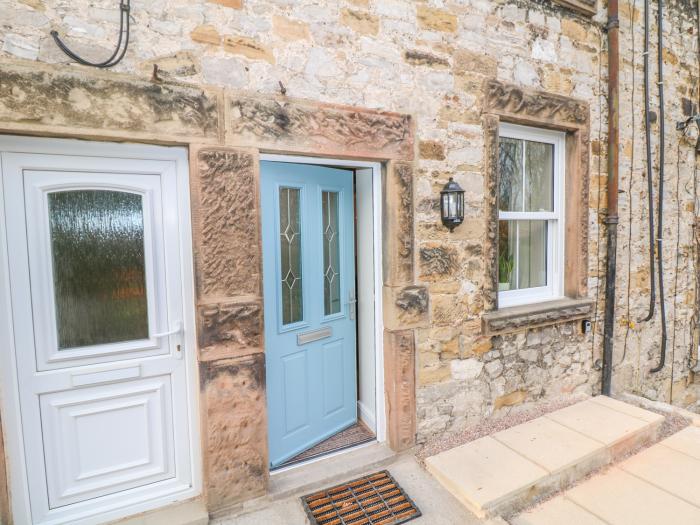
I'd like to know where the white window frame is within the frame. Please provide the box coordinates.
[497,123,566,308]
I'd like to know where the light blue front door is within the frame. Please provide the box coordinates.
[261,161,357,468]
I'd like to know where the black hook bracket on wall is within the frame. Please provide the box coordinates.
[50,0,131,68]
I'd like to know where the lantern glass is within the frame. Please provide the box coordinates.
[440,178,465,231]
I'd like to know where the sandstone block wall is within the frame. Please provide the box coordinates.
[1,0,699,498]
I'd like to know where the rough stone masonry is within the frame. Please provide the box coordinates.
[1,0,699,448]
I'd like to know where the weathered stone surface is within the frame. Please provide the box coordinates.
[419,243,459,281]
[384,329,416,451]
[384,285,430,330]
[404,50,449,69]
[223,36,274,64]
[417,6,458,32]
[484,79,589,126]
[191,148,261,299]
[272,15,310,41]
[200,354,268,509]
[340,9,379,36]
[227,96,413,160]
[208,0,243,8]
[453,49,497,78]
[0,63,220,140]
[198,301,262,361]
[138,52,200,79]
[419,140,446,160]
[451,358,484,380]
[483,298,594,335]
[552,0,597,16]
[495,390,527,410]
[384,161,415,285]
[191,25,221,45]
[482,115,500,312]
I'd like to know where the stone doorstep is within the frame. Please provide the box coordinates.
[111,499,208,525]
[424,397,664,519]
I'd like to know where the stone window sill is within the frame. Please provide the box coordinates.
[482,297,593,336]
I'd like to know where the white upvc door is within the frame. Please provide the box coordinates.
[0,137,200,525]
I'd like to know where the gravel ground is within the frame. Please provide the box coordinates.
[416,393,588,464]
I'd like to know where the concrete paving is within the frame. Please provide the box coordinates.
[513,425,700,525]
[425,397,663,518]
[212,454,486,525]
[512,496,605,525]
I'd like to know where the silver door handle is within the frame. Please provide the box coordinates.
[348,291,357,320]
[152,321,182,338]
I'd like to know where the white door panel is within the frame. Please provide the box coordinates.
[0,139,200,525]
[41,376,175,508]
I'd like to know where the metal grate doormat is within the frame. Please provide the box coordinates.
[301,470,421,525]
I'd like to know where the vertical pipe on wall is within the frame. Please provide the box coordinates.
[602,0,621,396]
[650,0,668,373]
[641,0,656,322]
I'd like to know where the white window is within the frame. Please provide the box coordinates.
[497,123,565,308]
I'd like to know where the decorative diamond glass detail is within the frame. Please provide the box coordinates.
[322,191,341,316]
[48,190,149,349]
[279,187,303,325]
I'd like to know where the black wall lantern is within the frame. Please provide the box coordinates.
[440,177,465,231]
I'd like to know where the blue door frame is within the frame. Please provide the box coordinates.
[261,161,357,468]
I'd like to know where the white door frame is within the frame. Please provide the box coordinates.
[260,154,386,448]
[0,135,202,524]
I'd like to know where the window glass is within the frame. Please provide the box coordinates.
[498,137,523,212]
[322,191,341,316]
[48,190,149,349]
[497,126,562,306]
[525,141,554,212]
[498,220,547,291]
[279,187,303,325]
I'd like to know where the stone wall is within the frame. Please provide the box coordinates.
[1,0,699,492]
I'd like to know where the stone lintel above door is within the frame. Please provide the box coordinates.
[227,95,414,161]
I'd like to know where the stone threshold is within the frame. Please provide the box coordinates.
[482,297,593,336]
[209,442,398,521]
[424,396,664,519]
[111,499,208,525]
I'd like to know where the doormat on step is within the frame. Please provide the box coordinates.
[301,470,421,525]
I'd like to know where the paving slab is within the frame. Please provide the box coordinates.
[590,395,665,424]
[511,496,606,525]
[619,443,700,508]
[425,435,547,517]
[544,399,653,447]
[566,467,700,525]
[493,416,604,474]
[660,425,700,460]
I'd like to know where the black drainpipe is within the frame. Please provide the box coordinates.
[641,0,656,323]
[602,0,621,396]
[650,0,668,373]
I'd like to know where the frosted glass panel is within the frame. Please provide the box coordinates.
[322,191,341,315]
[48,190,149,349]
[279,187,303,325]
